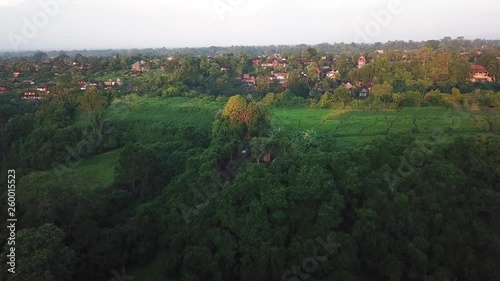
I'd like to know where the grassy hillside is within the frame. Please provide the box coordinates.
[19,149,121,194]
[106,96,223,143]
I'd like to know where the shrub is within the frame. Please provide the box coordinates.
[317,92,334,108]
[423,90,443,106]
[399,91,423,107]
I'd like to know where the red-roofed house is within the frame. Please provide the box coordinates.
[271,73,289,81]
[23,90,39,100]
[0,87,6,93]
[261,61,274,68]
[132,60,146,71]
[104,80,116,90]
[470,65,492,82]
[37,83,54,94]
[358,56,366,69]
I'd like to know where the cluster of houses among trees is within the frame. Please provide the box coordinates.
[1,38,500,102]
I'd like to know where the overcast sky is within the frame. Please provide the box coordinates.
[0,0,499,51]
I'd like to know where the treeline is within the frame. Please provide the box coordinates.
[1,37,500,58]
[261,87,500,111]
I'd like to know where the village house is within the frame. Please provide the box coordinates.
[104,79,122,90]
[22,80,35,85]
[269,72,289,88]
[23,90,39,100]
[359,88,370,99]
[37,83,54,94]
[77,79,88,90]
[0,87,6,93]
[261,61,276,69]
[470,65,492,82]
[321,66,332,72]
[7,78,18,84]
[77,79,87,87]
[326,70,339,80]
[131,60,147,71]
[252,57,262,65]
[358,56,366,69]
[270,72,289,81]
[13,71,20,78]
[344,82,354,90]
[104,81,115,90]
[241,74,256,85]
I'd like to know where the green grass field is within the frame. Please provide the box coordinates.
[99,97,499,140]
[22,97,500,195]
[104,96,223,143]
[272,106,499,147]
[19,149,121,195]
[272,106,496,135]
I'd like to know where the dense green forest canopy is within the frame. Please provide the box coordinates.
[0,40,499,281]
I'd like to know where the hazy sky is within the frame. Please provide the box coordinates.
[0,0,499,51]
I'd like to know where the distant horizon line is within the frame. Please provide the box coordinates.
[1,37,500,53]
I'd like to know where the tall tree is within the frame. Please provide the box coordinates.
[1,224,75,281]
